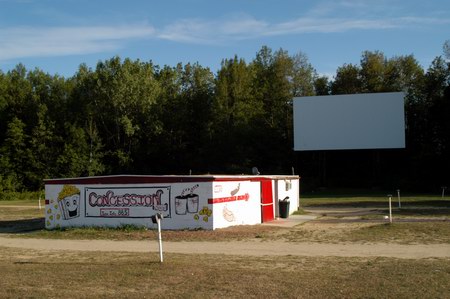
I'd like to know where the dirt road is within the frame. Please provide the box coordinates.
[1,236,449,259]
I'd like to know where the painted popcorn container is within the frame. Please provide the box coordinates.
[57,185,81,220]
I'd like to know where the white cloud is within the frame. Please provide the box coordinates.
[266,18,397,36]
[157,19,215,44]
[153,1,450,44]
[1,6,448,61]
[219,15,268,37]
[0,25,156,61]
[157,15,269,44]
[156,14,449,44]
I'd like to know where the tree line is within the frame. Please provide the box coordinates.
[0,44,449,192]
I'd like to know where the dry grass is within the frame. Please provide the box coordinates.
[2,194,450,298]
[9,220,450,244]
[0,200,40,206]
[22,224,284,242]
[280,221,450,244]
[0,206,44,220]
[345,222,450,244]
[0,246,449,298]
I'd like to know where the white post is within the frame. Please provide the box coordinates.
[397,189,401,209]
[38,195,42,210]
[442,187,447,199]
[157,217,163,263]
[388,194,393,223]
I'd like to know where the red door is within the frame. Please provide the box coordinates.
[261,180,274,222]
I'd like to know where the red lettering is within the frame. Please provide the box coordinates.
[109,192,117,206]
[89,192,98,206]
[155,190,163,205]
[208,193,250,204]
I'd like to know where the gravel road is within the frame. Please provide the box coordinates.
[1,236,449,259]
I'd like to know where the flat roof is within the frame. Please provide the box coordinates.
[44,174,300,185]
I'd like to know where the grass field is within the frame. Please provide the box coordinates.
[1,191,449,298]
[0,199,42,206]
[301,191,448,207]
[282,221,450,244]
[0,246,449,298]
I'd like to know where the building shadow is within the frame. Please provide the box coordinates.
[0,218,45,233]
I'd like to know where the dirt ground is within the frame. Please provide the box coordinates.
[1,235,450,259]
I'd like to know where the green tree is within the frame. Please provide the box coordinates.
[443,40,450,59]
[424,57,450,153]
[215,56,260,128]
[174,63,215,172]
[250,46,315,172]
[331,64,362,94]
[212,56,261,172]
[72,57,160,173]
[314,76,331,95]
[291,52,316,97]
[0,71,8,148]
[360,50,386,92]
[384,55,424,93]
[0,117,31,190]
[56,122,104,177]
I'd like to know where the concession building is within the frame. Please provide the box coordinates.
[44,175,300,230]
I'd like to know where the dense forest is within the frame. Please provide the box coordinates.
[0,44,449,193]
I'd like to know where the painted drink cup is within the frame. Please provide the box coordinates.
[175,196,188,215]
[187,194,199,213]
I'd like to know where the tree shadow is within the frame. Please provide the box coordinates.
[0,218,45,233]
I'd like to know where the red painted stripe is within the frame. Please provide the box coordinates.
[208,193,250,204]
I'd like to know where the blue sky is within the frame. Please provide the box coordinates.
[1,0,449,78]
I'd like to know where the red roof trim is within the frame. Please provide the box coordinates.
[44,175,299,185]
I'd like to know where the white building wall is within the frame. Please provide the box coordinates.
[274,179,300,217]
[211,181,261,229]
[45,182,214,230]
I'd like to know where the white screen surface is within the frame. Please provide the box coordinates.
[293,92,405,151]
